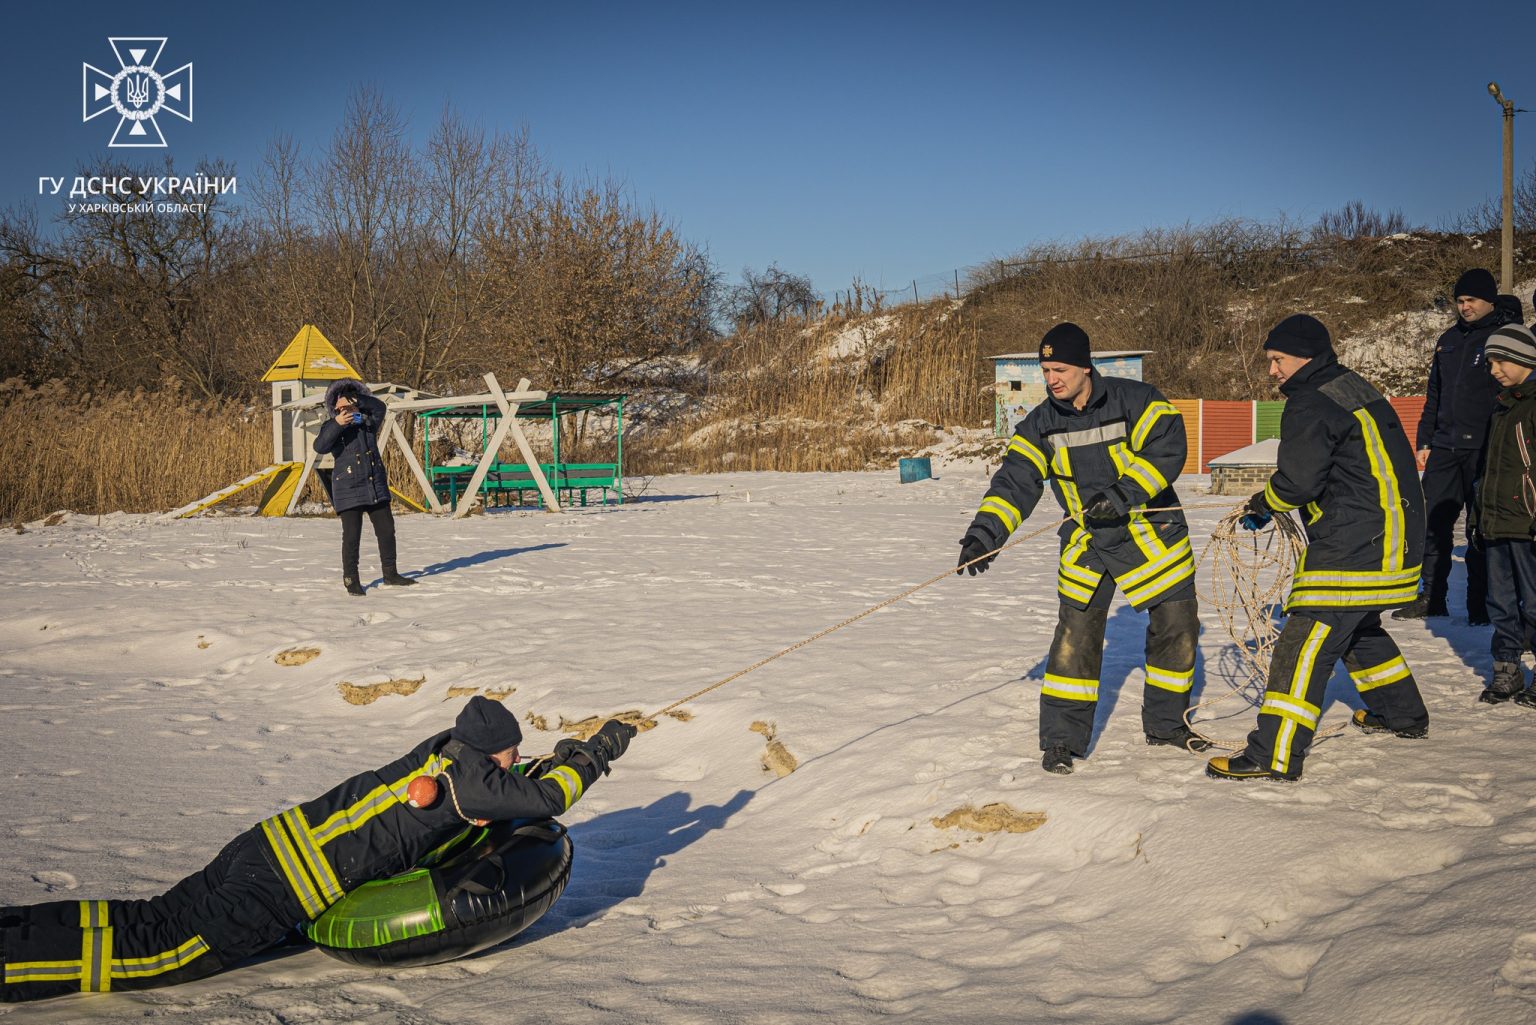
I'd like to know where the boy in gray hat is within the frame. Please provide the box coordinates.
[1473,324,1536,704]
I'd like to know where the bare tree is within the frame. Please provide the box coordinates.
[726,264,821,327]
[1314,201,1410,241]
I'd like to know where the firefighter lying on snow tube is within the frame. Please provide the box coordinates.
[0,696,635,1002]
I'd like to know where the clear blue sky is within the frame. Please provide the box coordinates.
[6,0,1534,298]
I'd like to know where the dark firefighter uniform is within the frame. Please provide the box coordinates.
[1,698,633,1002]
[1211,316,1429,782]
[963,330,1199,761]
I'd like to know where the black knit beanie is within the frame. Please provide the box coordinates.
[1263,314,1333,359]
[1039,322,1092,368]
[453,695,523,753]
[1453,269,1497,304]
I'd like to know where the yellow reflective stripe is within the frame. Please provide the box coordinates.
[1287,587,1420,609]
[1007,436,1048,477]
[1354,409,1405,572]
[113,935,210,979]
[1131,401,1179,450]
[81,921,111,992]
[1263,479,1302,513]
[1145,665,1194,693]
[1293,567,1420,587]
[1350,656,1411,691]
[1059,479,1083,518]
[1123,454,1168,497]
[1057,578,1096,603]
[978,495,1022,534]
[78,900,108,928]
[1120,536,1191,589]
[540,765,585,811]
[1261,693,1321,728]
[1304,501,1323,525]
[1289,621,1331,696]
[1042,673,1099,702]
[281,808,344,907]
[310,754,455,844]
[259,814,326,919]
[1124,559,1195,605]
[4,959,84,984]
[1051,443,1071,479]
[1128,514,1169,558]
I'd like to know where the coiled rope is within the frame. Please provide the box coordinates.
[1187,510,1310,750]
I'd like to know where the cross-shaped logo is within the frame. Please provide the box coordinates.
[83,38,193,148]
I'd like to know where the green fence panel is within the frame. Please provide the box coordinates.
[1255,401,1285,441]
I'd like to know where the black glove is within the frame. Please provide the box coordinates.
[1239,492,1272,531]
[554,736,609,776]
[956,533,997,576]
[1081,490,1121,526]
[593,719,637,763]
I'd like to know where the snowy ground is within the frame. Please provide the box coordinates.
[3,467,1535,1025]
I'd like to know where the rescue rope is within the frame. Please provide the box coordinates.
[1184,510,1311,749]
[645,501,1237,721]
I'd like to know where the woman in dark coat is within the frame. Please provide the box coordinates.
[313,378,415,596]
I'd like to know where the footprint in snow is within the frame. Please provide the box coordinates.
[32,871,78,892]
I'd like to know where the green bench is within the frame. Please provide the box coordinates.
[430,462,621,508]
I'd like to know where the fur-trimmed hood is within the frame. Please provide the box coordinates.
[324,378,369,416]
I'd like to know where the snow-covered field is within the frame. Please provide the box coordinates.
[3,467,1535,1025]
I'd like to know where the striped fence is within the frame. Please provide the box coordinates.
[1173,396,1427,472]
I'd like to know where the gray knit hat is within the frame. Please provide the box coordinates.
[1485,324,1536,369]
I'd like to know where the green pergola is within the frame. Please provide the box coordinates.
[420,391,626,510]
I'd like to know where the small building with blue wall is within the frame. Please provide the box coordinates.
[990,350,1152,436]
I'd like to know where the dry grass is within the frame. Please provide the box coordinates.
[931,803,1048,834]
[336,675,426,705]
[0,378,267,523]
[274,647,320,666]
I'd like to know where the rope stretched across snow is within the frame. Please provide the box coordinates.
[645,501,1249,721]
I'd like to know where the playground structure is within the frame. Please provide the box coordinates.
[166,325,624,519]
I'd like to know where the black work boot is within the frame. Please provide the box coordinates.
[1146,726,1213,753]
[1514,690,1536,709]
[381,569,417,586]
[1480,662,1526,704]
[1468,607,1491,627]
[1041,744,1074,775]
[1206,750,1297,782]
[1391,597,1447,621]
[344,576,366,597]
[1351,709,1428,738]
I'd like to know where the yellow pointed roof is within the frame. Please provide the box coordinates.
[261,325,361,382]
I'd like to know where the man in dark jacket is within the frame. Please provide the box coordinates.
[314,378,414,596]
[1471,324,1536,704]
[1395,269,1520,624]
[1208,315,1430,782]
[957,323,1204,775]
[0,697,636,1002]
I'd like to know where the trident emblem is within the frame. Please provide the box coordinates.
[83,38,193,148]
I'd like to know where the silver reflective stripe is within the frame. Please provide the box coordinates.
[1048,423,1127,450]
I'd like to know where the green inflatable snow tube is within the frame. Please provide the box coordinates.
[306,819,573,968]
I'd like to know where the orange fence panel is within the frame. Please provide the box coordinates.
[1388,397,1427,447]
[1169,399,1201,476]
[1199,400,1254,472]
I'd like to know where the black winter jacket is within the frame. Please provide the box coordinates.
[1474,381,1536,540]
[312,379,391,512]
[1418,301,1521,451]
[256,731,608,920]
[1261,354,1425,610]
